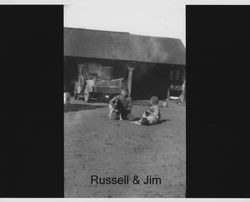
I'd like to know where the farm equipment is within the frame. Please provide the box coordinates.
[73,64,125,102]
[74,78,124,102]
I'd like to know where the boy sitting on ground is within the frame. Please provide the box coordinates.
[109,89,135,121]
[131,96,161,125]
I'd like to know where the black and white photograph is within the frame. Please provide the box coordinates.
[64,0,186,197]
[3,0,250,200]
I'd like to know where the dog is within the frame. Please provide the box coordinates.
[64,92,71,110]
[108,98,123,120]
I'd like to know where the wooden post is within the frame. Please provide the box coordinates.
[77,64,84,83]
[167,88,170,100]
[127,67,135,98]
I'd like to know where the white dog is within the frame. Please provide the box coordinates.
[108,98,123,120]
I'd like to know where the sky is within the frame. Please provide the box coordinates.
[63,0,250,47]
[2,0,250,46]
[64,0,186,45]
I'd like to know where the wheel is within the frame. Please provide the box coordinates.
[74,92,77,100]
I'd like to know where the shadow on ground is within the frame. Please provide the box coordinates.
[133,118,170,124]
[64,103,106,112]
[159,119,170,124]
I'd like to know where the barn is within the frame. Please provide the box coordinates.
[64,27,186,100]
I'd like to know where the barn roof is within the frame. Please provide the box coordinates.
[64,27,186,65]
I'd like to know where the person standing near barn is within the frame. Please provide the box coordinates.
[84,76,96,102]
[110,89,135,121]
[178,80,186,104]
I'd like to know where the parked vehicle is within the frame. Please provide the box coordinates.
[74,77,125,102]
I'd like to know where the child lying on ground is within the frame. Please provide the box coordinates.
[131,96,161,125]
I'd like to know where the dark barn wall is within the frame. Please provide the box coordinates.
[131,63,185,100]
[64,57,78,94]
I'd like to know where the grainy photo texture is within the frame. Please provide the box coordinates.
[64,1,186,197]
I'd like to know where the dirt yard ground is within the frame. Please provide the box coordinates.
[64,99,186,197]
